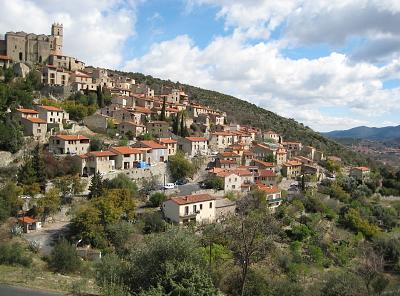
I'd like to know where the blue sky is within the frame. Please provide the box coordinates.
[1,0,400,132]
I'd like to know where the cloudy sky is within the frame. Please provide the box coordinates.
[1,0,400,131]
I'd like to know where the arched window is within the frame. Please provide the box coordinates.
[39,56,42,63]
[19,52,23,61]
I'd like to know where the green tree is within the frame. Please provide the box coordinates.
[37,187,61,221]
[204,174,224,190]
[320,271,364,296]
[105,174,138,198]
[124,229,217,295]
[0,181,23,221]
[32,144,47,191]
[97,85,104,108]
[148,192,167,207]
[0,119,24,153]
[168,151,195,181]
[17,156,38,187]
[89,137,104,151]
[49,238,81,274]
[172,114,179,135]
[160,97,166,121]
[88,172,104,199]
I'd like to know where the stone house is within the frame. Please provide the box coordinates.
[69,70,96,92]
[178,137,209,157]
[263,130,280,142]
[118,121,145,138]
[162,194,216,225]
[36,105,69,126]
[255,169,278,186]
[79,151,116,176]
[42,65,70,86]
[146,121,170,138]
[157,138,178,157]
[21,117,47,140]
[255,184,282,210]
[18,216,42,233]
[109,146,145,170]
[282,141,303,158]
[14,108,39,124]
[282,160,302,179]
[48,54,85,71]
[350,166,370,181]
[135,140,168,164]
[49,134,90,155]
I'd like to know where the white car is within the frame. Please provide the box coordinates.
[163,183,175,189]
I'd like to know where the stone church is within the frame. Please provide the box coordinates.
[0,23,63,64]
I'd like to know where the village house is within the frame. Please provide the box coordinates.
[282,160,302,179]
[109,146,145,170]
[178,137,209,157]
[251,143,276,160]
[135,140,168,164]
[251,159,276,171]
[255,183,283,210]
[255,169,278,186]
[69,70,96,91]
[0,55,12,68]
[35,105,69,126]
[18,216,42,233]
[263,130,280,142]
[41,65,70,86]
[209,131,236,151]
[135,96,154,109]
[14,108,39,124]
[350,166,370,182]
[49,134,90,155]
[157,138,178,157]
[118,121,145,138]
[162,194,216,224]
[146,121,170,138]
[283,141,303,158]
[21,117,47,140]
[111,96,135,108]
[208,113,225,125]
[276,148,288,166]
[216,152,241,169]
[79,151,116,176]
[48,54,85,71]
[303,146,325,162]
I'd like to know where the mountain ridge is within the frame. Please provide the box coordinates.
[323,125,400,140]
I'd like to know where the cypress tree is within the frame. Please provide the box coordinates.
[172,114,179,135]
[88,171,104,199]
[32,144,46,191]
[97,85,104,108]
[160,97,166,121]
[180,113,185,137]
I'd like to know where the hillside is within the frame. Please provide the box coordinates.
[115,71,370,165]
[323,125,400,140]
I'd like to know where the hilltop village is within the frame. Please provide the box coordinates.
[0,24,370,223]
[2,24,400,296]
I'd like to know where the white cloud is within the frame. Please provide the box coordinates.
[124,33,400,130]
[0,0,139,68]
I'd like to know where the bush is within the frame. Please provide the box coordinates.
[0,242,32,267]
[148,192,167,207]
[142,212,167,234]
[49,238,81,274]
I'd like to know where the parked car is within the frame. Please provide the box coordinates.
[163,183,175,189]
[175,179,188,185]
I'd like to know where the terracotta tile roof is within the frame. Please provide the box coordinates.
[283,160,302,167]
[0,55,12,60]
[87,151,116,157]
[18,216,36,223]
[352,166,370,171]
[258,170,277,177]
[133,106,153,114]
[252,159,275,167]
[170,194,215,205]
[16,108,38,114]
[38,105,62,111]
[158,138,177,144]
[211,131,234,136]
[219,159,237,164]
[184,137,208,142]
[216,171,235,177]
[110,146,144,155]
[139,140,167,149]
[55,134,89,141]
[23,117,46,123]
[256,183,281,194]
[220,151,240,157]
[232,169,253,176]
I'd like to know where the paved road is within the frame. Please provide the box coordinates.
[0,285,62,296]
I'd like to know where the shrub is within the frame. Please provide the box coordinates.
[148,192,167,207]
[0,242,32,267]
[49,238,81,274]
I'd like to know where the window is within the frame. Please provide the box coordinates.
[209,202,212,208]
[200,204,203,210]
[184,206,189,215]
[193,205,197,212]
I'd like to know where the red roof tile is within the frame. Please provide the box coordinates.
[158,138,177,144]
[87,151,116,157]
[18,216,36,223]
[110,146,144,155]
[185,137,208,142]
[16,108,38,114]
[139,140,167,149]
[38,105,62,111]
[55,134,89,141]
[23,117,46,123]
[170,194,215,205]
[256,184,281,194]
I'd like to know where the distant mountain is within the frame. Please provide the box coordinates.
[323,125,400,140]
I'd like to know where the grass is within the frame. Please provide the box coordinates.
[0,264,99,295]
